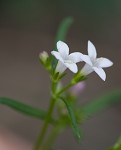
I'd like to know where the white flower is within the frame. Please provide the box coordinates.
[51,41,83,73]
[80,41,113,81]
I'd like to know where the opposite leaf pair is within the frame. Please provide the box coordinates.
[51,41,113,81]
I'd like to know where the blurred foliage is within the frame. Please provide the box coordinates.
[0,0,121,24]
[0,97,55,124]
[108,145,121,150]
[52,17,73,68]
[108,136,121,150]
[79,89,121,119]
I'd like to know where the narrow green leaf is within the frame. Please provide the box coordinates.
[52,17,74,68]
[79,89,121,119]
[60,97,81,140]
[0,97,55,124]
[55,17,73,43]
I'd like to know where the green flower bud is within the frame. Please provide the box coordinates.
[39,51,49,64]
[71,72,86,85]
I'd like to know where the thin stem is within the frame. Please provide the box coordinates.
[34,76,72,150]
[34,79,57,150]
[34,97,56,150]
[41,124,64,150]
[57,83,72,96]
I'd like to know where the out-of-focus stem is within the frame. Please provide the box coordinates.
[41,124,64,150]
[34,80,57,150]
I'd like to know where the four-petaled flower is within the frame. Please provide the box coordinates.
[51,40,113,81]
[80,41,113,81]
[51,41,83,73]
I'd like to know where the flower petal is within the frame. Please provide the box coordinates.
[56,61,67,73]
[68,52,83,63]
[64,62,78,73]
[51,51,64,62]
[96,57,113,68]
[88,41,97,59]
[81,64,93,75]
[57,41,69,58]
[80,54,92,66]
[93,67,106,81]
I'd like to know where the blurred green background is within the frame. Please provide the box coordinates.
[0,0,121,150]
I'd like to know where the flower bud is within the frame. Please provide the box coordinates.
[70,81,86,96]
[39,51,49,64]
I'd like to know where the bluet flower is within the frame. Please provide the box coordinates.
[81,41,113,81]
[51,41,83,73]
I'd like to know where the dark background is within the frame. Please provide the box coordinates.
[0,0,121,149]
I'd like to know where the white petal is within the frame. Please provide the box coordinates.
[68,52,83,63]
[93,67,106,81]
[64,63,78,73]
[57,41,69,58]
[56,61,67,73]
[81,64,93,75]
[51,51,64,62]
[80,54,92,66]
[88,41,97,59]
[96,57,113,68]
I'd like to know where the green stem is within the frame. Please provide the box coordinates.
[41,124,64,150]
[34,79,57,150]
[34,97,56,150]
[34,76,72,150]
[57,83,72,96]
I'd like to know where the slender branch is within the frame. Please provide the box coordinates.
[34,76,73,150]
[34,97,56,150]
[41,124,64,150]
[57,83,72,96]
[34,78,57,150]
